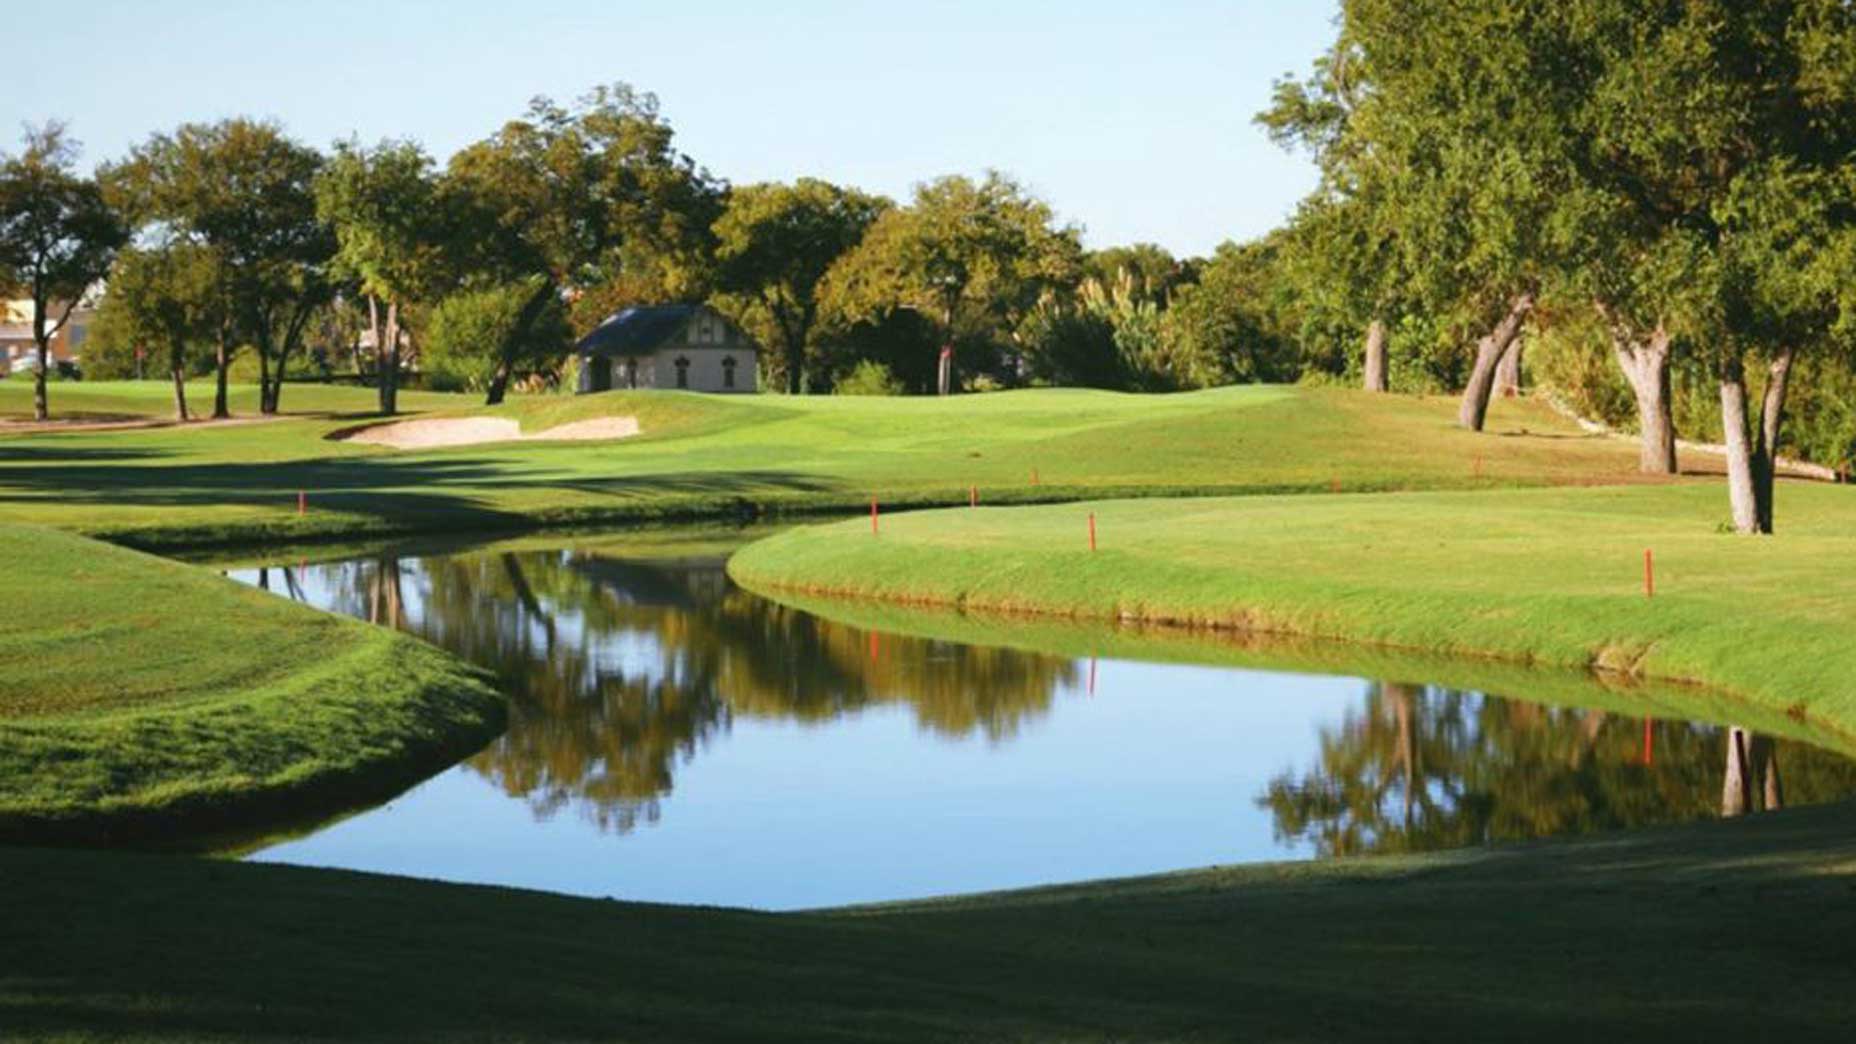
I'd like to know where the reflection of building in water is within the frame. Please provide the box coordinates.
[303,549,1076,835]
[1262,682,1856,858]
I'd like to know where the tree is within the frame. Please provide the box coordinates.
[711,178,889,393]
[1163,238,1301,387]
[109,118,329,417]
[820,172,1082,394]
[445,84,722,405]
[423,277,570,393]
[316,139,446,415]
[94,244,221,419]
[0,123,126,421]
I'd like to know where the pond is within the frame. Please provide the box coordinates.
[224,532,1856,911]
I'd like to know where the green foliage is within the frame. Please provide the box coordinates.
[711,178,889,393]
[1163,239,1300,387]
[832,359,905,396]
[820,172,1082,388]
[424,278,570,392]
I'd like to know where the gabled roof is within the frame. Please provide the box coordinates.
[575,305,697,358]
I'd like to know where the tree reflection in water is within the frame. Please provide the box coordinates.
[1261,681,1856,857]
[313,550,1076,833]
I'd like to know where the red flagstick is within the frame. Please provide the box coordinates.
[1644,548,1654,598]
[871,498,879,534]
[1088,512,1097,551]
[1642,717,1655,766]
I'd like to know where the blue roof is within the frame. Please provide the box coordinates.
[575,305,696,357]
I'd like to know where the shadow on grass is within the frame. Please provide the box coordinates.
[2,802,1854,1041]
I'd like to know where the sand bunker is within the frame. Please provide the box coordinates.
[344,415,639,449]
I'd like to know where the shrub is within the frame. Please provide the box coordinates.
[834,360,905,396]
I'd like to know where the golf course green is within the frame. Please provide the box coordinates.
[4,380,1855,1040]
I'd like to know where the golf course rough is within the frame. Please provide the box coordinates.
[0,523,505,842]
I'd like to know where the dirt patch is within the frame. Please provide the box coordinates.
[342,415,639,450]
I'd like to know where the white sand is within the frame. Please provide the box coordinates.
[344,415,639,449]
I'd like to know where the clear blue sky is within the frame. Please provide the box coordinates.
[8,1,1335,258]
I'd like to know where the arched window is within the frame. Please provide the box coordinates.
[721,355,737,389]
[675,356,690,389]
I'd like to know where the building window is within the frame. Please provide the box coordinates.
[721,355,736,388]
[675,356,690,389]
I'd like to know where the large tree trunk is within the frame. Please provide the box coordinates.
[1753,347,1796,534]
[32,340,50,422]
[212,323,231,419]
[256,331,275,416]
[1457,293,1534,431]
[1609,324,1677,474]
[369,296,402,416]
[1362,319,1388,393]
[1752,735,1783,812]
[1494,337,1523,397]
[1719,356,1762,535]
[1722,726,1753,817]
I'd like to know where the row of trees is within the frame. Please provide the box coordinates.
[2,83,1311,420]
[1263,0,1856,533]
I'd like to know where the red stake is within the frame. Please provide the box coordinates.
[1644,548,1655,598]
[970,484,978,507]
[1642,716,1655,766]
[1088,512,1097,551]
[297,490,306,516]
[871,498,879,535]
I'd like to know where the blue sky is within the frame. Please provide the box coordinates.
[7,1,1336,257]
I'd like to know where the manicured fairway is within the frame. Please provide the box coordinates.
[730,481,1856,745]
[0,381,1664,548]
[0,522,503,840]
[3,799,1855,1041]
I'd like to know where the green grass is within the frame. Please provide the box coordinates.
[0,380,1669,549]
[0,522,504,841]
[730,481,1856,747]
[3,800,1855,1041]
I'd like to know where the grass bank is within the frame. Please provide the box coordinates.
[730,481,1856,746]
[3,800,1855,1041]
[0,381,1668,549]
[0,523,504,843]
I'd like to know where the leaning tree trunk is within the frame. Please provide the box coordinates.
[1609,325,1677,474]
[1718,356,1762,535]
[1362,319,1388,393]
[1752,734,1783,812]
[256,334,276,416]
[1722,726,1753,817]
[1457,293,1535,431]
[1753,347,1796,534]
[212,323,231,419]
[169,340,190,421]
[485,283,555,407]
[1494,337,1523,398]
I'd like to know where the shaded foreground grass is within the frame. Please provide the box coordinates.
[0,523,504,841]
[730,482,1856,746]
[0,381,1669,549]
[3,800,1855,1041]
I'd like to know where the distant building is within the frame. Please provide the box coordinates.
[1,299,97,373]
[574,304,758,395]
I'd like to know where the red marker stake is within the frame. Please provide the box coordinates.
[871,498,879,535]
[1642,716,1655,766]
[1644,548,1655,598]
[1088,512,1097,551]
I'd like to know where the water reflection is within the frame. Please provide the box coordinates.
[1261,682,1856,857]
[231,543,1856,905]
[255,550,1075,833]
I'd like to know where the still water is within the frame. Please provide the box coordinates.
[226,535,1856,910]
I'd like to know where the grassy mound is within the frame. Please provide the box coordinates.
[729,481,1856,745]
[4,799,1855,1040]
[0,383,1670,549]
[0,524,504,842]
